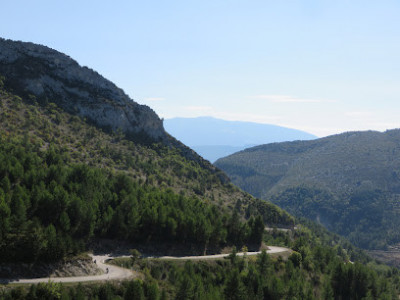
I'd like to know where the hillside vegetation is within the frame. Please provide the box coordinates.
[3,223,400,299]
[0,78,294,263]
[215,131,400,249]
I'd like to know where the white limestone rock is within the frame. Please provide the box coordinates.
[0,38,165,140]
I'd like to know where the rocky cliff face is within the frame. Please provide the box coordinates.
[0,38,224,173]
[0,38,165,140]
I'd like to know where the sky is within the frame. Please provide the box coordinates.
[1,0,400,137]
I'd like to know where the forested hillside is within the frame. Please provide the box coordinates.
[215,131,400,249]
[0,77,293,263]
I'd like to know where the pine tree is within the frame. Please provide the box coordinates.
[224,269,246,300]
[0,191,10,241]
[124,280,145,300]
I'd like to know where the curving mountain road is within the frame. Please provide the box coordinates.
[6,254,135,284]
[4,246,290,284]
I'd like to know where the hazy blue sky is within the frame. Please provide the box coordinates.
[1,0,400,136]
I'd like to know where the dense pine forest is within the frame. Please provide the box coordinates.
[0,135,267,262]
[0,88,267,263]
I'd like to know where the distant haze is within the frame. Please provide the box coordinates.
[164,117,317,162]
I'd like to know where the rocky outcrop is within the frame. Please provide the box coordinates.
[0,256,101,279]
[0,38,165,140]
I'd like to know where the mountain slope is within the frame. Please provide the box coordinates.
[0,39,295,263]
[0,38,165,140]
[215,130,400,249]
[164,117,317,162]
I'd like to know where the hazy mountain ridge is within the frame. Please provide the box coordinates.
[215,130,400,249]
[164,117,317,162]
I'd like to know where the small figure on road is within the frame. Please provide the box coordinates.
[106,267,109,274]
[94,259,96,264]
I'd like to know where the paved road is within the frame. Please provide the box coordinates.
[154,246,290,260]
[265,226,298,232]
[4,246,290,284]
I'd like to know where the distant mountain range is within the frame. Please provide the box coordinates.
[164,117,317,162]
[215,130,400,250]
